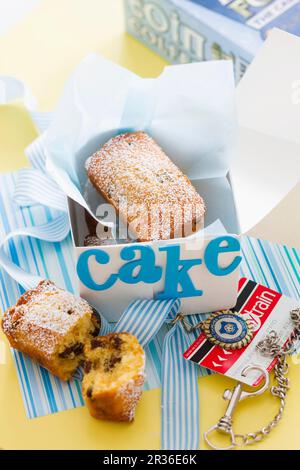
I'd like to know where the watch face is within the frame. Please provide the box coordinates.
[203,311,253,350]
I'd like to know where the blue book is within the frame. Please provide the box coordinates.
[124,0,262,82]
[191,0,300,38]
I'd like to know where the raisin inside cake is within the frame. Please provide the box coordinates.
[82,333,145,421]
[1,280,101,381]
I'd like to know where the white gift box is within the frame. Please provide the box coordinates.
[43,29,300,322]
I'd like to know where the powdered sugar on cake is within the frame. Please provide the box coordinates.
[3,280,92,355]
[86,131,205,241]
[15,281,90,330]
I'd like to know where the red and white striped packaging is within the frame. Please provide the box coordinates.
[184,278,299,386]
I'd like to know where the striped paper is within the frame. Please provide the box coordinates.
[0,172,299,418]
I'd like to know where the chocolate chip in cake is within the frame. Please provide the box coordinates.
[87,387,93,398]
[104,355,122,373]
[73,343,84,355]
[59,342,84,358]
[91,338,106,349]
[110,335,123,350]
[110,356,122,368]
[67,308,74,315]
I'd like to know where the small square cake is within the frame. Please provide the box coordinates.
[1,280,101,381]
[82,333,145,421]
[86,131,205,242]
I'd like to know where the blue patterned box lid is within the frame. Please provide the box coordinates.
[190,0,300,38]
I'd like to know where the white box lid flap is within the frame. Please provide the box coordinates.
[231,29,300,234]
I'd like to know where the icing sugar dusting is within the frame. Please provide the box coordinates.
[2,280,92,356]
[86,131,205,241]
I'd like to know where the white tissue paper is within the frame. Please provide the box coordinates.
[43,54,238,237]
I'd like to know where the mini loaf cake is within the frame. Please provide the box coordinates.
[86,131,205,242]
[82,333,145,422]
[1,280,101,381]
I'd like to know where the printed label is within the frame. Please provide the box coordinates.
[184,278,299,385]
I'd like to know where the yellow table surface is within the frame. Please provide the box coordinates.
[0,0,299,450]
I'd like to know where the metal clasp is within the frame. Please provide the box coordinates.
[204,365,270,450]
[169,312,203,333]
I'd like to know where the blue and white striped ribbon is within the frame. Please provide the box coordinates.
[0,213,70,290]
[0,140,69,290]
[114,298,180,346]
[99,315,112,336]
[14,168,67,212]
[162,319,199,450]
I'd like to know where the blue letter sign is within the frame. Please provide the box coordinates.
[156,245,203,299]
[76,236,242,298]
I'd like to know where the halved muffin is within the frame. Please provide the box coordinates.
[82,332,145,421]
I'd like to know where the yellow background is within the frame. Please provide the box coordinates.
[0,0,299,450]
